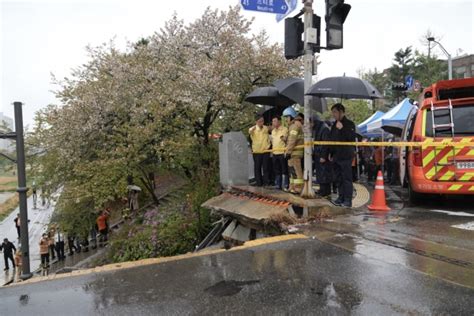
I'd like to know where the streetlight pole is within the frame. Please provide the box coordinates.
[301,0,316,199]
[428,37,452,80]
[13,102,32,280]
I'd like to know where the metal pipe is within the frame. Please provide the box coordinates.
[13,101,32,280]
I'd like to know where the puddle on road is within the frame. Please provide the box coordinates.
[204,280,260,297]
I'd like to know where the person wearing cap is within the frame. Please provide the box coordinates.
[270,116,288,190]
[249,115,271,186]
[329,103,356,207]
[283,107,304,194]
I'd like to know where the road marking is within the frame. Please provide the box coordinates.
[431,210,474,217]
[451,222,474,230]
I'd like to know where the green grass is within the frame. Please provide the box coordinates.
[0,194,18,221]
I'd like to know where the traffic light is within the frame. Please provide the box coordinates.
[325,0,351,49]
[284,15,321,60]
[284,17,304,59]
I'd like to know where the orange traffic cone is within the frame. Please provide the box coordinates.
[367,170,391,212]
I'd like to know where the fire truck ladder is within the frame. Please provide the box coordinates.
[430,99,456,180]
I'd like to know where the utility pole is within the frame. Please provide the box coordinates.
[301,0,316,199]
[14,102,32,280]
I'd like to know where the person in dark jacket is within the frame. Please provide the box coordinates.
[329,103,356,207]
[312,116,332,198]
[14,214,21,239]
[1,238,16,270]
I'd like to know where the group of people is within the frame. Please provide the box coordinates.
[4,208,110,276]
[358,139,400,185]
[38,227,66,269]
[249,103,356,208]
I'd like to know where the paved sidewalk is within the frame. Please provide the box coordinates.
[0,194,56,285]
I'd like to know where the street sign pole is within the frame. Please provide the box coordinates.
[13,101,32,280]
[301,0,316,199]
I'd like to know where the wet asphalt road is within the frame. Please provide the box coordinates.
[1,236,474,315]
[1,184,474,314]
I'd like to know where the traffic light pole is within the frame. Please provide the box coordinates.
[301,0,316,199]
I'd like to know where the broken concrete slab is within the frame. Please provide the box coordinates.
[231,185,349,216]
[202,193,289,230]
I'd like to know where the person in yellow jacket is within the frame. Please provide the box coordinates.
[249,115,271,186]
[283,107,304,194]
[270,116,289,189]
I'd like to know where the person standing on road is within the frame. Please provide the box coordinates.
[270,116,288,190]
[312,115,332,198]
[283,107,304,194]
[14,214,21,239]
[0,238,16,271]
[249,115,271,187]
[39,234,50,268]
[329,103,356,208]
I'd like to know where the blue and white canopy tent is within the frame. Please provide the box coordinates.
[367,98,415,137]
[357,110,385,138]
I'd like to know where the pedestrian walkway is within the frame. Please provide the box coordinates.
[0,194,56,285]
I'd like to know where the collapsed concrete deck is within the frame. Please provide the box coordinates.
[202,185,352,231]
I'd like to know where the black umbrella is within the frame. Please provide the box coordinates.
[381,125,403,137]
[306,76,383,100]
[274,77,305,105]
[244,86,294,107]
[273,77,327,113]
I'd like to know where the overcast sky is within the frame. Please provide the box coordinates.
[1,0,473,126]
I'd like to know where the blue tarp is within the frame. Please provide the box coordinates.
[367,98,414,132]
[357,111,385,137]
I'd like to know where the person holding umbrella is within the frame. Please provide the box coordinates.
[329,103,356,207]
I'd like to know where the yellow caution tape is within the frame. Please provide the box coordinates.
[252,140,474,154]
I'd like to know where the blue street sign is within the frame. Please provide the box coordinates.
[241,0,289,15]
[276,0,298,22]
[405,75,414,89]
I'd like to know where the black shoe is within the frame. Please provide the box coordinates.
[331,198,344,206]
[4,268,9,271]
[342,202,352,208]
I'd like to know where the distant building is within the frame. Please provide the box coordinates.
[0,112,14,152]
[452,54,474,79]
